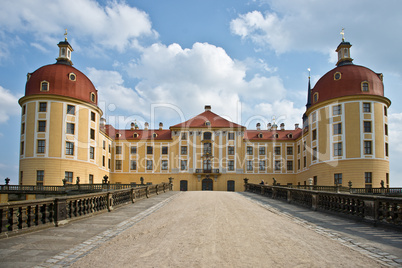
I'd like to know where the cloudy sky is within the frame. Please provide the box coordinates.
[0,0,401,186]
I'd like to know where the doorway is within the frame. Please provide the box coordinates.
[202,178,213,191]
[180,180,188,191]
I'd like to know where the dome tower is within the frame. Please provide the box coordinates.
[18,33,110,186]
[299,32,391,188]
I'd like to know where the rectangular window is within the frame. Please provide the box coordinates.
[364,141,372,155]
[334,142,342,156]
[228,146,235,155]
[363,103,371,113]
[297,159,300,170]
[67,105,75,115]
[384,106,388,116]
[89,174,94,184]
[303,141,306,151]
[259,147,266,155]
[385,124,388,136]
[333,105,341,115]
[385,143,389,157]
[334,173,342,185]
[91,111,96,122]
[228,160,234,171]
[39,102,47,112]
[90,128,95,140]
[313,147,317,161]
[363,121,372,133]
[131,146,137,154]
[22,105,26,115]
[312,112,316,122]
[274,146,281,155]
[162,160,168,170]
[259,160,266,171]
[247,146,253,155]
[312,129,317,140]
[130,160,137,170]
[146,160,153,170]
[333,123,342,135]
[228,132,235,140]
[21,123,25,135]
[365,172,372,184]
[102,155,105,167]
[181,160,187,171]
[287,147,293,155]
[66,142,74,155]
[108,158,111,169]
[116,146,122,154]
[65,171,73,183]
[275,160,281,171]
[38,120,46,132]
[37,170,44,182]
[303,156,306,168]
[90,146,95,159]
[109,144,111,153]
[103,140,106,150]
[287,161,293,171]
[115,160,122,170]
[247,160,253,171]
[297,145,300,154]
[162,146,168,155]
[181,146,187,155]
[37,140,45,153]
[66,123,75,134]
[147,146,153,154]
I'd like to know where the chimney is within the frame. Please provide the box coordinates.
[267,123,272,131]
[159,122,163,130]
[205,105,211,111]
[144,122,149,130]
[130,122,135,130]
[280,123,285,131]
[295,123,299,129]
[272,123,278,131]
[256,123,261,130]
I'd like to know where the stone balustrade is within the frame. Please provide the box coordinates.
[0,182,171,238]
[246,183,402,227]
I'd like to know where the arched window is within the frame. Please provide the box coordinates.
[90,93,96,103]
[133,133,139,138]
[40,81,49,91]
[313,92,319,103]
[258,133,263,138]
[153,133,158,138]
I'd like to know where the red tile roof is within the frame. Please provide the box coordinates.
[25,64,98,105]
[103,125,172,141]
[170,110,245,129]
[311,64,384,108]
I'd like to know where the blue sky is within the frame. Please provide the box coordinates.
[1,0,402,186]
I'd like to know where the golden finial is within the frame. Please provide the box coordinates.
[340,28,345,41]
[64,29,68,41]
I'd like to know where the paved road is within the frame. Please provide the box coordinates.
[0,191,401,267]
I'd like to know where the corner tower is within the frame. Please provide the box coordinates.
[299,33,391,188]
[18,34,110,186]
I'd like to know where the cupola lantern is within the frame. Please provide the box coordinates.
[56,29,74,66]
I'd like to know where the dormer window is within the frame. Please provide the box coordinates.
[258,133,263,138]
[90,93,96,103]
[153,133,158,138]
[69,73,76,81]
[361,81,369,92]
[133,133,139,138]
[313,92,319,103]
[41,81,49,92]
[274,133,279,138]
[116,133,121,138]
[205,121,211,126]
[287,133,293,139]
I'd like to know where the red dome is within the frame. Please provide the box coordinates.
[25,64,98,105]
[311,64,384,107]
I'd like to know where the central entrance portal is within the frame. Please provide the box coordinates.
[202,178,213,191]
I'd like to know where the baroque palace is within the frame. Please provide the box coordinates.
[18,35,391,191]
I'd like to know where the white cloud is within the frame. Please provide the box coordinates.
[90,42,302,128]
[0,86,20,123]
[0,0,157,52]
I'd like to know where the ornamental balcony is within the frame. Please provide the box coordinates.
[194,169,220,175]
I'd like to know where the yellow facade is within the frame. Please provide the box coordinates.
[17,38,391,191]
